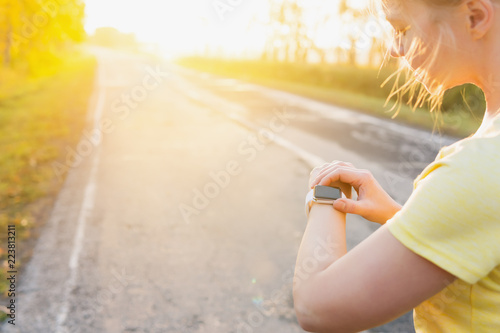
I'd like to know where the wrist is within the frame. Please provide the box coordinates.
[305,186,343,218]
[309,200,346,224]
[382,201,403,224]
[309,201,335,215]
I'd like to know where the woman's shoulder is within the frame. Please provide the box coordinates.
[438,113,500,160]
[414,127,500,190]
[439,115,500,164]
[446,133,500,163]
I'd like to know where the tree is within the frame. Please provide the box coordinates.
[89,27,139,52]
[0,0,86,73]
[338,0,364,66]
[261,0,312,63]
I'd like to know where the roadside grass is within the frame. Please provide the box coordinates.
[176,57,484,138]
[0,52,97,314]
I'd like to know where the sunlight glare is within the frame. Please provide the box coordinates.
[84,0,269,59]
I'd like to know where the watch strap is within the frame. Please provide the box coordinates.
[305,189,336,218]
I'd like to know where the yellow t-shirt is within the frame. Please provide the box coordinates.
[387,115,500,332]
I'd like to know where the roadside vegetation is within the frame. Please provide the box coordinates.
[0,0,95,320]
[177,57,485,138]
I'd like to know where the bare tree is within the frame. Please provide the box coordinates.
[338,0,365,66]
[261,0,312,63]
[258,0,387,67]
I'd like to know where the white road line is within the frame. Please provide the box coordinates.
[225,111,327,169]
[174,73,328,170]
[55,70,105,333]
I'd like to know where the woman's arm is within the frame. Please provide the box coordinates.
[294,162,457,333]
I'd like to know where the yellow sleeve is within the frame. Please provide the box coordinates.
[387,138,500,285]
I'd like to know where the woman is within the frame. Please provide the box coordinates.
[293,0,500,332]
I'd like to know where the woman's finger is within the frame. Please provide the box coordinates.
[331,160,355,168]
[333,198,364,215]
[311,166,336,186]
[311,167,359,199]
[316,167,367,189]
[309,163,331,179]
[309,164,331,186]
[311,163,357,187]
[312,161,353,177]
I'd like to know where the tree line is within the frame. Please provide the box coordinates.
[256,0,388,67]
[0,0,86,75]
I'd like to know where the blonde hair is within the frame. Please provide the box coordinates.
[418,0,464,6]
[373,0,465,132]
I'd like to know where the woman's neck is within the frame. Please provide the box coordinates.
[476,78,500,136]
[474,99,500,137]
[473,43,500,136]
[471,2,500,136]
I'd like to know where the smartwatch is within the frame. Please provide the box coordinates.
[305,185,342,218]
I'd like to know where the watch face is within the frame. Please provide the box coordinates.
[314,185,341,200]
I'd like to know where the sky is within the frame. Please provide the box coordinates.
[84,0,374,59]
[84,0,269,58]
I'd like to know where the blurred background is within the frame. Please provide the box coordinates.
[0,0,486,332]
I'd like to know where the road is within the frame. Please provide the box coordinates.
[1,48,459,333]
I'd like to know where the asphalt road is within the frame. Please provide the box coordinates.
[1,48,459,333]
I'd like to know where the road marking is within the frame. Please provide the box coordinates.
[225,111,327,169]
[55,70,106,333]
[174,73,327,169]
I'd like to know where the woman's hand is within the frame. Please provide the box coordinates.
[309,161,402,225]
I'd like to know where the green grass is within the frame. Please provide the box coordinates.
[176,57,484,138]
[0,52,97,304]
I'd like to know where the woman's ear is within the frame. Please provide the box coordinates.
[464,0,495,40]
